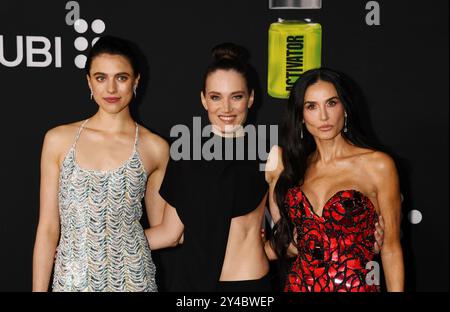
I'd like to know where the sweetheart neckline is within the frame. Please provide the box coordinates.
[291,186,375,219]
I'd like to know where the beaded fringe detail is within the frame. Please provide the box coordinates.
[52,139,157,292]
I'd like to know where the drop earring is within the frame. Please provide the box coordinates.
[344,112,348,133]
[133,85,137,98]
[300,120,305,139]
[90,89,93,100]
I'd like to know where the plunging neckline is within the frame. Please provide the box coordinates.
[295,187,374,219]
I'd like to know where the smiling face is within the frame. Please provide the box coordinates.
[86,53,139,115]
[302,79,346,140]
[201,69,254,134]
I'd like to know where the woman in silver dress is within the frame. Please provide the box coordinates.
[32,36,168,292]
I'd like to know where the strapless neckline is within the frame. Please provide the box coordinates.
[292,186,376,219]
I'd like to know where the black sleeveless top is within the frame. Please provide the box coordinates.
[159,131,268,291]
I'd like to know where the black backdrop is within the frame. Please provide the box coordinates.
[0,0,448,292]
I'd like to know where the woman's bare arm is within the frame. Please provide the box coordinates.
[370,152,404,291]
[140,131,169,227]
[32,128,64,291]
[144,202,184,250]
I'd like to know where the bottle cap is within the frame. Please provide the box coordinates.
[269,0,322,9]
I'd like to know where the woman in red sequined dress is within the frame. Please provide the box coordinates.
[265,68,404,292]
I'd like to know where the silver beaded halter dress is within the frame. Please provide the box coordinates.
[52,120,157,292]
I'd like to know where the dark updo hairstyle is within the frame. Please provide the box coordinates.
[203,42,254,93]
[85,35,141,76]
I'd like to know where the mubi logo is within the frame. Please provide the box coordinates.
[72,18,106,69]
[0,36,62,68]
[66,1,107,69]
[0,1,107,69]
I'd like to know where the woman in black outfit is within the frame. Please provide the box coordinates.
[145,43,271,291]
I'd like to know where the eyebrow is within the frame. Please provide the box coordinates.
[207,90,246,95]
[304,96,339,105]
[93,72,131,76]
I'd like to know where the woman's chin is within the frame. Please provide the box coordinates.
[212,124,245,137]
[222,124,244,133]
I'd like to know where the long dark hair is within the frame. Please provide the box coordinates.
[271,68,377,259]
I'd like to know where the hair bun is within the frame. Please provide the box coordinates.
[212,42,249,63]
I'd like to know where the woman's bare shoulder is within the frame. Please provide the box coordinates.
[368,151,396,173]
[136,124,169,171]
[265,145,284,183]
[358,150,398,183]
[43,120,85,155]
[137,125,169,154]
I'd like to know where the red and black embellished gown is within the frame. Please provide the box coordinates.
[284,187,380,292]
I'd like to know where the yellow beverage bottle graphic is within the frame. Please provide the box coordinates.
[268,19,322,99]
